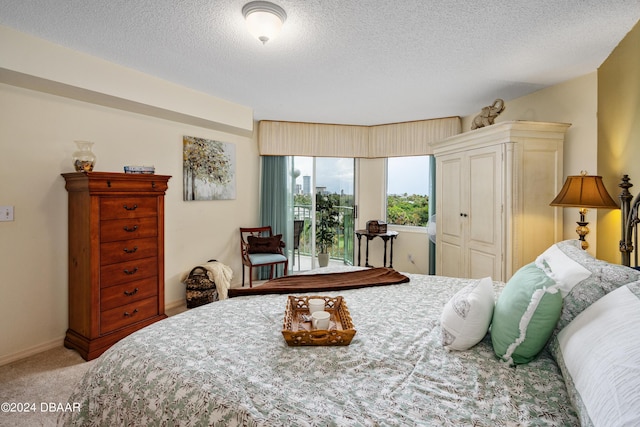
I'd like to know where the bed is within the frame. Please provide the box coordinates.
[620,174,640,269]
[61,177,640,427]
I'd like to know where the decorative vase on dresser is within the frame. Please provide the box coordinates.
[62,172,171,360]
[432,121,569,282]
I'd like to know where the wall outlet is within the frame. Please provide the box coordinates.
[0,206,14,222]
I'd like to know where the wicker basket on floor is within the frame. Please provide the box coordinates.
[184,266,218,308]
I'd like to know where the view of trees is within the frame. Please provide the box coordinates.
[387,193,429,226]
[292,191,427,264]
[296,192,429,227]
[293,193,353,259]
[315,193,340,253]
[294,193,311,207]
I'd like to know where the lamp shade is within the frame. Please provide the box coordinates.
[242,1,287,44]
[550,174,618,209]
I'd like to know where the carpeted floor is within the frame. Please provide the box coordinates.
[0,346,93,426]
[0,304,190,426]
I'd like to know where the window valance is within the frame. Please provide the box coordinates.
[258,117,461,158]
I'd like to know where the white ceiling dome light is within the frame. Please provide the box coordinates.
[242,1,287,45]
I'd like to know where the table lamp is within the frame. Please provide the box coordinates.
[550,172,618,250]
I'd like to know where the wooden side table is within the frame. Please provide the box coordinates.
[355,230,399,268]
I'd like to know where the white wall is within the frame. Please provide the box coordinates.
[596,21,640,263]
[462,72,599,254]
[356,158,430,274]
[0,83,260,365]
[0,25,253,135]
[0,26,260,365]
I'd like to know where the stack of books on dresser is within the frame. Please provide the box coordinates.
[124,165,155,174]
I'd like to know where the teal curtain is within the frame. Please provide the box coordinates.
[429,155,436,275]
[260,156,293,277]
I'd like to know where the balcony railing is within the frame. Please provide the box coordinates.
[294,204,354,264]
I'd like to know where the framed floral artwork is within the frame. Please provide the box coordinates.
[183,136,236,200]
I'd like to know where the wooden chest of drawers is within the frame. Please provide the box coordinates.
[62,172,171,360]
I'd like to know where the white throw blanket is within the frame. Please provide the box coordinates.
[180,261,233,300]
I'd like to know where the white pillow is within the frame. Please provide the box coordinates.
[556,282,640,426]
[535,243,591,297]
[441,277,495,351]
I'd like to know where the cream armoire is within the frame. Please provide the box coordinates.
[432,121,569,282]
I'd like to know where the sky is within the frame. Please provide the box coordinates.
[387,157,431,195]
[292,156,431,196]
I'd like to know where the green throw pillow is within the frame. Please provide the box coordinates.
[491,263,562,365]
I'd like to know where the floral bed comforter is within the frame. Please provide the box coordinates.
[62,270,578,426]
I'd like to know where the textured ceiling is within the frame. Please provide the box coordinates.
[1,1,639,126]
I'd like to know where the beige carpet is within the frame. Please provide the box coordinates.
[0,346,94,426]
[0,304,190,426]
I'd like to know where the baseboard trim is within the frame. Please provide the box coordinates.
[1,301,187,366]
[0,336,65,367]
[165,299,186,312]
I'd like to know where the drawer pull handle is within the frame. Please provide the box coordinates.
[123,225,138,232]
[124,308,139,317]
[123,246,138,254]
[123,204,138,211]
[123,267,139,275]
[124,287,139,297]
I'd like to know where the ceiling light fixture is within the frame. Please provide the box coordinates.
[242,1,287,45]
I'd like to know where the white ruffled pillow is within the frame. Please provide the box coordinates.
[535,243,591,297]
[441,277,495,351]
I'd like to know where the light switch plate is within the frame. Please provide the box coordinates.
[0,206,14,221]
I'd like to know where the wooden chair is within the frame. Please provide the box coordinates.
[240,226,288,287]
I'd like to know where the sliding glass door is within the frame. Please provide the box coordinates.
[291,157,355,271]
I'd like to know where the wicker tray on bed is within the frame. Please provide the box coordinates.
[282,295,356,346]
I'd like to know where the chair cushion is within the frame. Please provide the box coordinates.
[248,253,287,265]
[247,235,283,254]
